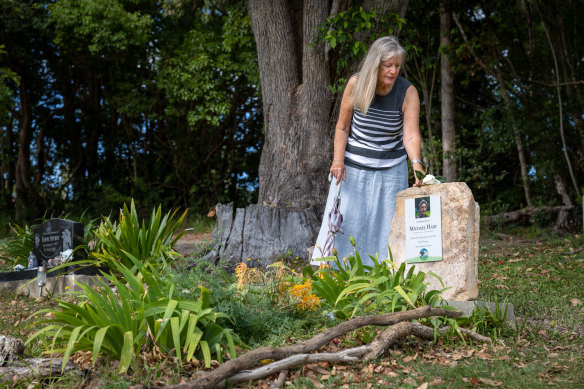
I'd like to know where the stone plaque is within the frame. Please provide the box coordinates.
[388,182,479,301]
[33,219,84,265]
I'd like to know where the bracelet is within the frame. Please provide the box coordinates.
[410,159,423,165]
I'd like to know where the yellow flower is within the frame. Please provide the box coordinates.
[318,263,330,279]
[289,279,320,311]
[235,262,248,290]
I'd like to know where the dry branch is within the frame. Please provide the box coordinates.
[485,205,574,226]
[0,357,79,384]
[268,369,288,389]
[214,321,491,387]
[162,306,461,389]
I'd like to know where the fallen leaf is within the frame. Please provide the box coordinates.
[570,298,581,307]
[387,371,399,378]
[306,364,329,375]
[547,353,559,358]
[403,377,417,385]
[477,352,492,360]
[416,383,429,389]
[429,378,446,386]
[479,377,503,386]
[308,378,324,388]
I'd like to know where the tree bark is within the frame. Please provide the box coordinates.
[248,0,331,212]
[440,2,457,182]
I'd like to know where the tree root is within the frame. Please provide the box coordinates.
[162,306,463,389]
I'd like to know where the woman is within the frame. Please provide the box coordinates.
[312,36,424,266]
[417,199,429,218]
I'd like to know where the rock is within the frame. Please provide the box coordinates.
[0,335,25,365]
[388,182,479,301]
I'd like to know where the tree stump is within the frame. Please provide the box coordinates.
[202,203,319,267]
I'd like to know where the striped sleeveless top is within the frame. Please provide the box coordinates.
[344,76,411,170]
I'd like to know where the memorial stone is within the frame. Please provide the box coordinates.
[388,182,479,301]
[33,219,84,266]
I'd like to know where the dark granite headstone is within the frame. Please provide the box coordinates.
[33,219,84,265]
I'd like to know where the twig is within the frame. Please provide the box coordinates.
[268,369,289,389]
[562,248,584,255]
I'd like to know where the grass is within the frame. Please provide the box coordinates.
[0,227,583,387]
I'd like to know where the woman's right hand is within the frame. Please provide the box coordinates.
[330,160,346,185]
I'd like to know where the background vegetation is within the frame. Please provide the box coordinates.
[0,0,582,228]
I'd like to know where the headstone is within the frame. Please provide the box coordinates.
[388,182,479,301]
[33,219,84,266]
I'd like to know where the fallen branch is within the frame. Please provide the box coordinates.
[485,206,574,226]
[562,248,584,255]
[0,357,79,383]
[268,369,288,389]
[223,348,366,387]
[162,306,460,389]
[219,322,491,387]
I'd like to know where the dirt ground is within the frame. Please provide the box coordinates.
[173,232,212,257]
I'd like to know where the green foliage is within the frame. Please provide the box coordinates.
[49,0,154,55]
[171,259,329,347]
[27,257,236,373]
[316,6,406,92]
[306,239,445,320]
[465,299,510,341]
[91,200,187,271]
[0,223,34,267]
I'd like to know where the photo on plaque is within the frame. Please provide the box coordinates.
[414,196,431,219]
[405,195,443,263]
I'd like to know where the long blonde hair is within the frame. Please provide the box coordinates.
[352,36,406,115]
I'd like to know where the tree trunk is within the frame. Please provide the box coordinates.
[249,0,331,212]
[14,78,34,222]
[205,0,407,266]
[440,2,457,182]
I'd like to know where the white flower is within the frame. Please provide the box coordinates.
[422,174,441,185]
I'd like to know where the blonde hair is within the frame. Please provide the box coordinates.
[352,36,406,115]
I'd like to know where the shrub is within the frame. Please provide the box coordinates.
[172,259,329,347]
[91,200,187,271]
[0,222,35,267]
[27,256,236,373]
[305,239,446,319]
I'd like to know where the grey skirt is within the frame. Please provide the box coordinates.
[311,160,408,267]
